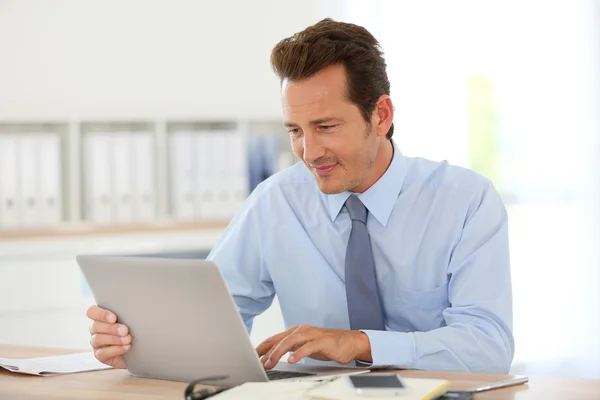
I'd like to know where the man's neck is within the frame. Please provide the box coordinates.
[351,139,394,193]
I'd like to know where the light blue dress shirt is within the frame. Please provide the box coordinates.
[207,141,514,374]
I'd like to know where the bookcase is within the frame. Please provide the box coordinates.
[0,118,294,237]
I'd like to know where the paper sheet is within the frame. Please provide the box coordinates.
[0,352,113,376]
[209,382,318,400]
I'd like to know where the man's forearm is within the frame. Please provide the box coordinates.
[362,321,514,373]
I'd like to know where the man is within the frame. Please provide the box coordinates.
[87,18,514,374]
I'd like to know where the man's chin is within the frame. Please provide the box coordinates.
[319,187,344,195]
[315,178,346,195]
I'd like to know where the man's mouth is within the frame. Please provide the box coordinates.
[313,163,337,175]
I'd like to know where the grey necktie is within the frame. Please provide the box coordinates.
[344,194,386,331]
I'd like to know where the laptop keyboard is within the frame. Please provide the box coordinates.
[266,370,317,380]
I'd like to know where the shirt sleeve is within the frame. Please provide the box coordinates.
[206,186,275,333]
[362,180,515,373]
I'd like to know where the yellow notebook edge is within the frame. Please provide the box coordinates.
[422,380,450,400]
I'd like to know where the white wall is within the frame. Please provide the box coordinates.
[0,0,329,120]
[0,0,334,351]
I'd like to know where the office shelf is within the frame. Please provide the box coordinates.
[0,118,294,236]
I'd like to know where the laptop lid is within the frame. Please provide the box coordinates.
[77,255,269,386]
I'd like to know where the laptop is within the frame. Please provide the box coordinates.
[76,255,367,387]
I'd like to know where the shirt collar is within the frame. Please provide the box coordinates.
[325,140,407,227]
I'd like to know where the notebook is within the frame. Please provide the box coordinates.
[207,377,449,400]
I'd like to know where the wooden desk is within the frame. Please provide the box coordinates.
[1,345,599,399]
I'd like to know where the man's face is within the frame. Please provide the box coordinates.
[281,64,380,194]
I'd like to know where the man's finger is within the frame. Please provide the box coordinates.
[262,330,317,369]
[255,325,301,357]
[287,340,323,364]
[94,344,130,364]
[90,334,132,349]
[86,305,117,324]
[89,321,129,337]
[259,326,306,365]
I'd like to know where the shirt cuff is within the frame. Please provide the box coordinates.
[360,330,416,369]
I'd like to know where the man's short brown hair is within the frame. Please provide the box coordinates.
[271,18,393,140]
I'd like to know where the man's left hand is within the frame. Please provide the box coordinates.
[255,325,372,369]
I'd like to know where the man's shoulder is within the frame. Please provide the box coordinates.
[404,156,494,196]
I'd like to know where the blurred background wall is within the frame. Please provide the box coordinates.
[0,0,318,119]
[0,0,598,379]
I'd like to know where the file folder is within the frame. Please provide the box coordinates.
[83,133,114,225]
[196,131,235,221]
[0,135,20,229]
[112,132,133,224]
[131,132,155,223]
[169,131,196,221]
[194,130,249,221]
[228,131,249,217]
[194,131,210,220]
[212,132,231,221]
[18,135,40,228]
[37,134,62,227]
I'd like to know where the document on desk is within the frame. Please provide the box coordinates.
[0,352,113,376]
[208,382,317,400]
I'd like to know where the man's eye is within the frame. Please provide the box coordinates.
[320,125,337,131]
[288,128,301,136]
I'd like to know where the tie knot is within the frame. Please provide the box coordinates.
[345,194,367,223]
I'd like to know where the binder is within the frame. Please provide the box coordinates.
[0,135,20,229]
[83,133,114,225]
[18,135,40,228]
[195,131,226,221]
[131,132,155,223]
[112,132,133,224]
[37,134,62,227]
[195,130,249,221]
[228,131,249,217]
[194,131,209,220]
[212,132,231,220]
[169,131,196,221]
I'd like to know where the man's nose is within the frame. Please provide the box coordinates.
[302,131,326,163]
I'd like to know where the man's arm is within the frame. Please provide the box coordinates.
[363,181,514,373]
[206,188,275,333]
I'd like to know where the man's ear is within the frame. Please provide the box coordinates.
[374,95,394,138]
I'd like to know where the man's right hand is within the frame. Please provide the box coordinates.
[86,305,132,369]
